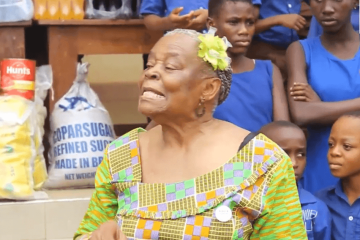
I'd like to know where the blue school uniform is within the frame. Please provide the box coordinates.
[316,181,360,240]
[140,0,261,17]
[140,0,208,17]
[298,185,332,240]
[213,60,273,132]
[299,37,360,194]
[308,7,359,38]
[255,0,308,48]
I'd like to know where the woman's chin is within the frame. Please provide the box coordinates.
[138,103,164,117]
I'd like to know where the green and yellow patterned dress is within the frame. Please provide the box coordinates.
[75,128,307,240]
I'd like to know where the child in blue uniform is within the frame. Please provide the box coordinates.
[140,0,208,32]
[287,0,360,194]
[208,0,289,132]
[316,112,360,240]
[247,0,308,79]
[139,0,262,33]
[261,121,332,240]
[145,0,290,131]
[308,5,359,37]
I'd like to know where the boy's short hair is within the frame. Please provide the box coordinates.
[260,121,301,134]
[208,0,253,18]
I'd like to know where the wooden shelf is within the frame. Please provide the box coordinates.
[0,20,32,27]
[36,19,145,26]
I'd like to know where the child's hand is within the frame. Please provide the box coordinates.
[290,83,321,102]
[166,7,194,29]
[188,9,208,31]
[278,14,306,31]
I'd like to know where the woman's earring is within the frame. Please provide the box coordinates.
[195,97,206,118]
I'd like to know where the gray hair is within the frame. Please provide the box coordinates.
[165,29,232,105]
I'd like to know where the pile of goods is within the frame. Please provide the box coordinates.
[85,0,141,19]
[45,63,115,189]
[33,0,141,20]
[0,59,51,199]
[34,0,85,20]
[0,0,142,22]
[0,60,114,199]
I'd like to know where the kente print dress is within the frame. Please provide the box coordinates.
[75,128,306,240]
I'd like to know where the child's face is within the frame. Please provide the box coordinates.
[328,117,360,179]
[209,1,256,55]
[268,127,307,181]
[310,0,356,33]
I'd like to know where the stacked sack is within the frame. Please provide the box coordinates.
[0,0,34,23]
[33,66,53,190]
[45,63,115,189]
[0,66,52,199]
[0,95,36,199]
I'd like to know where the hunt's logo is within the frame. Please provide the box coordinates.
[6,62,31,78]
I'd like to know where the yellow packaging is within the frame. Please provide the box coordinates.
[33,109,48,190]
[0,96,35,199]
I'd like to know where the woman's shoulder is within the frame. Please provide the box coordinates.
[217,119,250,138]
[217,121,283,153]
[107,127,145,151]
[247,132,291,164]
[252,132,284,152]
[105,128,145,182]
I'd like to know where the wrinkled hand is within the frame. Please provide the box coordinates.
[188,9,208,31]
[290,83,321,102]
[90,221,127,240]
[167,7,194,29]
[279,14,306,31]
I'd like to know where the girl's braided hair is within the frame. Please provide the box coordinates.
[165,29,232,105]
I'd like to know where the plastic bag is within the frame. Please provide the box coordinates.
[0,95,36,199]
[0,0,34,23]
[85,0,133,19]
[45,63,115,189]
[32,65,53,190]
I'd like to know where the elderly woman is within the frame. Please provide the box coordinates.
[75,28,306,240]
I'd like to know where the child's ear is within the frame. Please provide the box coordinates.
[206,17,215,30]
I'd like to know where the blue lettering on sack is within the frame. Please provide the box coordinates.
[53,122,114,144]
[65,174,75,180]
[55,158,78,169]
[75,172,96,179]
[90,140,110,152]
[55,157,103,170]
[79,158,90,168]
[58,97,94,112]
[64,172,96,180]
[83,123,91,137]
[92,156,104,168]
[53,141,88,157]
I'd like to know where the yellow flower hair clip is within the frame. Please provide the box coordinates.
[198,27,232,71]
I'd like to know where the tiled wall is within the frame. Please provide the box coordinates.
[0,189,93,240]
[82,54,147,125]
